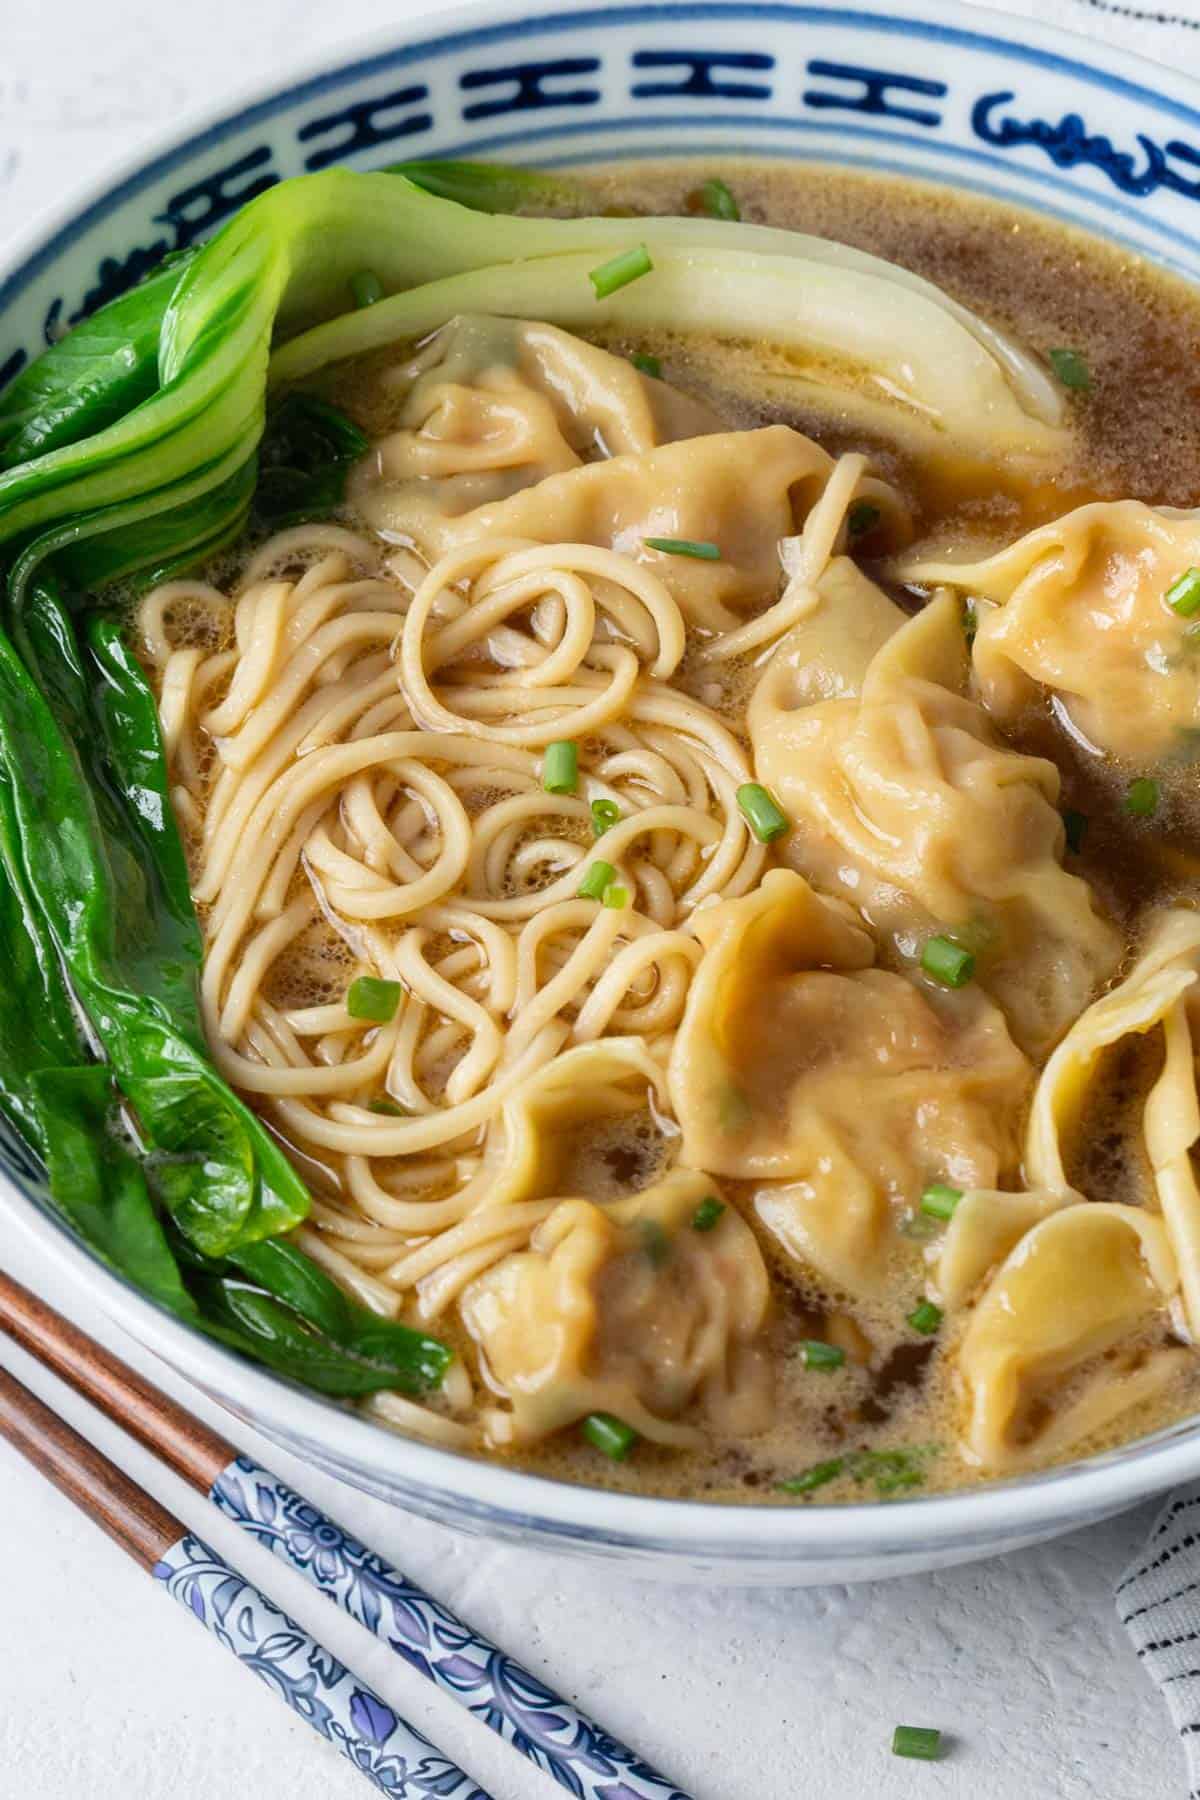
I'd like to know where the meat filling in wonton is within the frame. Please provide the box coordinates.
[749,576,1121,1057]
[460,1168,773,1447]
[667,869,1031,1298]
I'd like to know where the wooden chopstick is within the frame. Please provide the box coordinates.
[0,1269,230,1487]
[0,1363,179,1566]
[0,1270,691,1800]
[0,1359,491,1797]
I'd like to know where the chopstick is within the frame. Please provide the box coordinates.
[0,1361,490,1798]
[0,1271,693,1800]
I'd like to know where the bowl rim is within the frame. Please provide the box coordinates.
[5,0,1200,1559]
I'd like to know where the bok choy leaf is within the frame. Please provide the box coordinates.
[0,575,307,1255]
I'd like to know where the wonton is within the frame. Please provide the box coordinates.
[749,579,1122,1056]
[667,870,1030,1297]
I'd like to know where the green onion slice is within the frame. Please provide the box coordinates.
[643,536,721,560]
[907,1299,944,1335]
[1167,567,1200,618]
[347,976,402,1022]
[736,782,790,843]
[367,1097,408,1116]
[691,1196,726,1232]
[602,883,629,910]
[1048,347,1090,391]
[631,351,662,379]
[590,797,621,837]
[1062,807,1088,853]
[582,1412,638,1461]
[350,270,384,308]
[800,1339,846,1372]
[578,858,616,900]
[777,1457,845,1495]
[892,1726,942,1761]
[542,739,578,794]
[699,177,740,220]
[920,935,975,988]
[589,244,653,300]
[1126,777,1159,819]
[919,1182,962,1222]
[847,499,881,538]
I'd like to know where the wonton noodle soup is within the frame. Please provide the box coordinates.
[131,162,1200,1500]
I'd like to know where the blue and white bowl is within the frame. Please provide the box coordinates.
[6,0,1200,1582]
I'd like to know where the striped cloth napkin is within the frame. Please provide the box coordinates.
[1119,1490,1200,1799]
[960,0,1200,1792]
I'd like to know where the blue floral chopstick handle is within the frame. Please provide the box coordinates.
[153,1531,492,1799]
[212,1456,692,1800]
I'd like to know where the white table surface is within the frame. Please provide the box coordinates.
[0,2,1186,1795]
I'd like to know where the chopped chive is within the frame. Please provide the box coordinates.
[542,738,578,794]
[347,976,402,1022]
[1125,777,1159,819]
[640,1218,671,1266]
[350,269,384,308]
[699,176,740,220]
[367,1097,408,1116]
[1062,807,1089,853]
[582,1412,638,1461]
[691,1195,726,1232]
[892,1726,942,1762]
[643,536,721,561]
[800,1339,846,1372]
[718,1083,752,1133]
[1166,567,1200,618]
[847,500,881,538]
[920,935,975,988]
[578,858,616,900]
[779,1444,939,1499]
[1048,347,1091,391]
[590,797,621,837]
[908,1299,943,1335]
[602,883,630,909]
[777,1457,846,1495]
[631,351,662,379]
[589,244,653,300]
[919,1182,962,1222]
[962,597,978,646]
[736,782,790,843]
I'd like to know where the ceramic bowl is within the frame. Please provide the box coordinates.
[6,0,1200,1582]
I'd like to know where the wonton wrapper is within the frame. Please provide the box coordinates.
[933,1188,1066,1309]
[749,582,1121,1057]
[460,1167,773,1447]
[959,1203,1183,1472]
[667,869,1030,1297]
[470,1036,667,1210]
[350,311,723,525]
[899,501,1200,759]
[1028,908,1200,1338]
